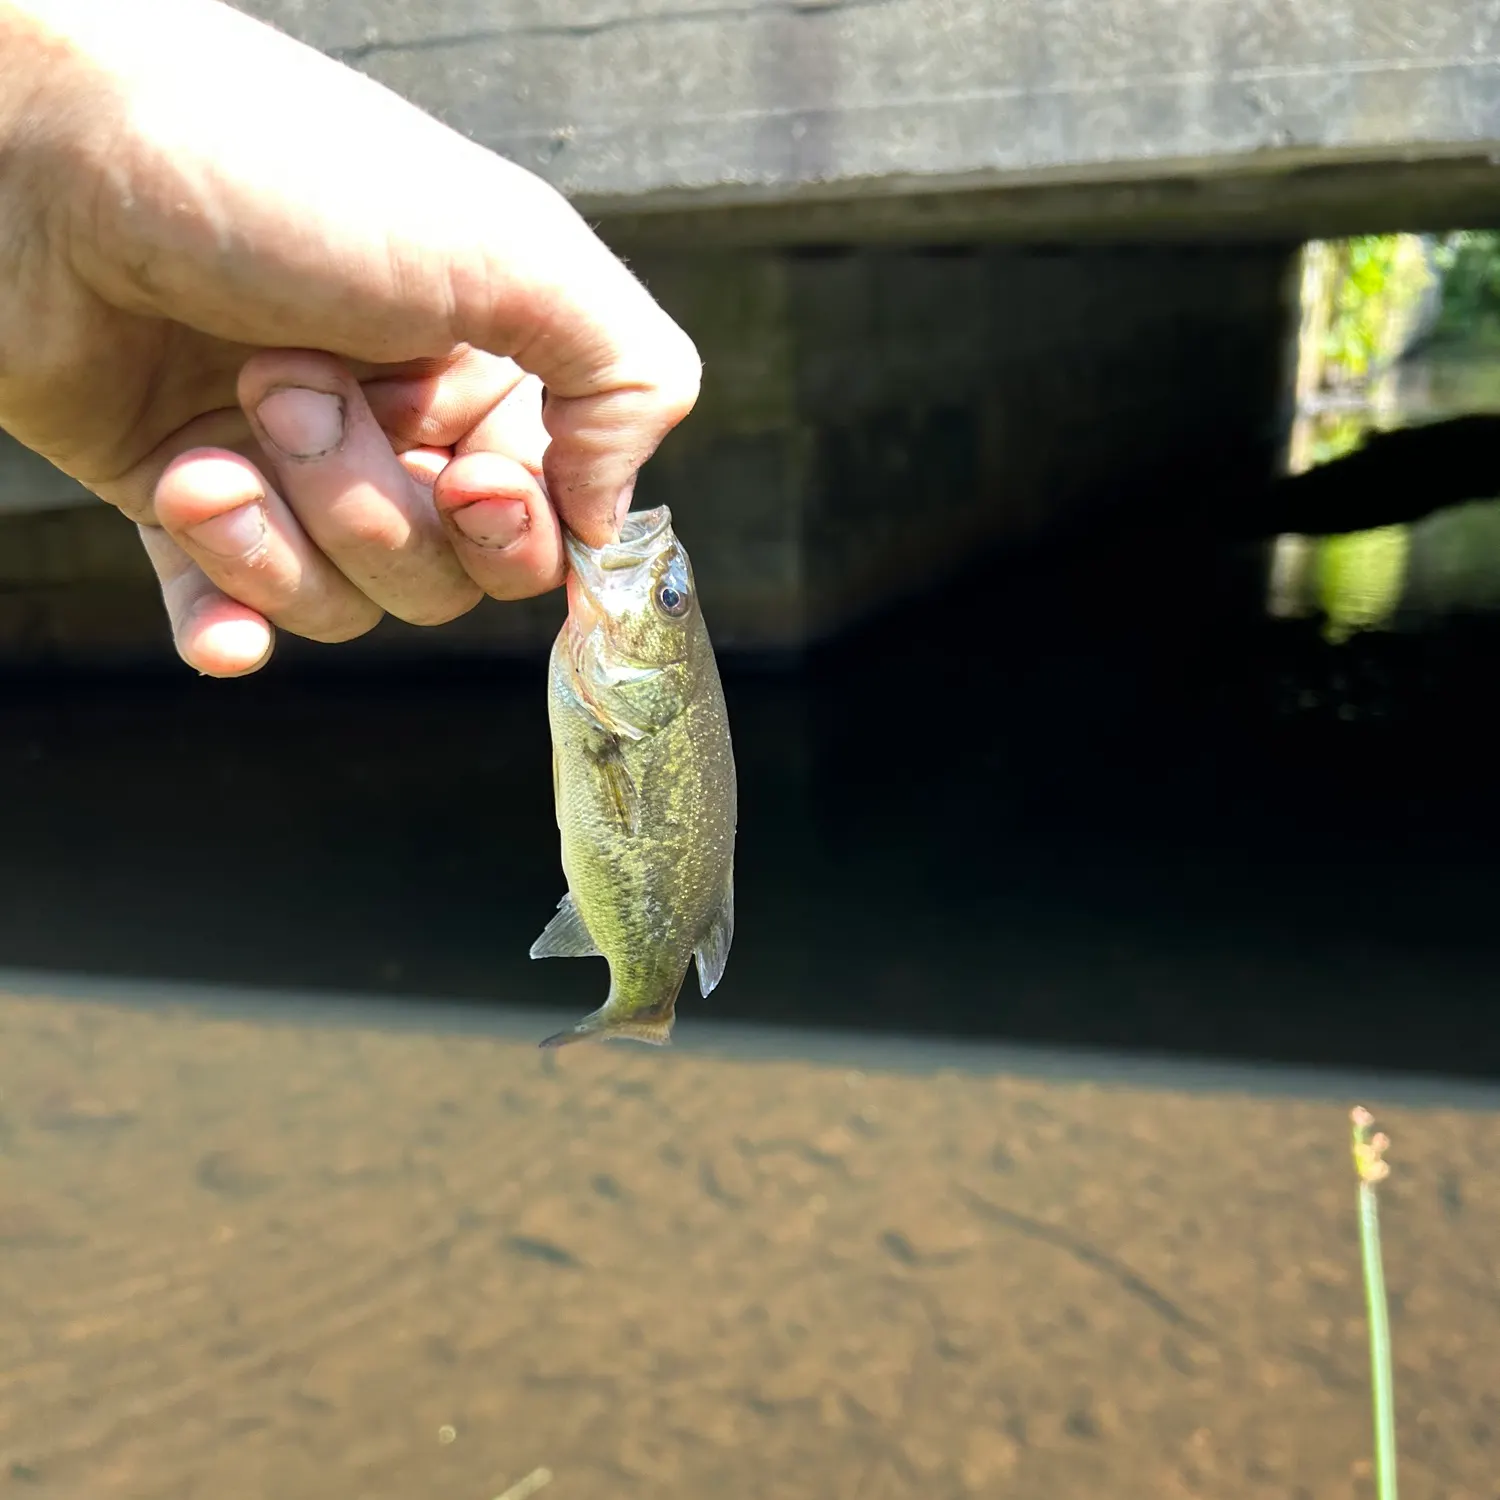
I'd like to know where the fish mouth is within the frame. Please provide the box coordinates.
[564,506,678,634]
[564,506,674,585]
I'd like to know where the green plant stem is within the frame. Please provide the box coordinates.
[1358,1167,1398,1500]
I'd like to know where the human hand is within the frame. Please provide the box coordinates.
[0,0,700,674]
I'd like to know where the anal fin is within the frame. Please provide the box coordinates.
[529,892,601,960]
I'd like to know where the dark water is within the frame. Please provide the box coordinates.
[4,518,1500,1500]
[0,521,1496,1078]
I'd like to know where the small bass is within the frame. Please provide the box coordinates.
[532,506,737,1048]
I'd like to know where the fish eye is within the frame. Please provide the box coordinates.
[655,581,690,618]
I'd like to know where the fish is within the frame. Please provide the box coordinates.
[531,505,737,1048]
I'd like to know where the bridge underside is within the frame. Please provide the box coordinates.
[589,150,1500,253]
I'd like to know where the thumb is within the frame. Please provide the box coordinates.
[474,214,703,546]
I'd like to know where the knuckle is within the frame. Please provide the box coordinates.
[478,569,553,604]
[238,348,347,404]
[303,613,382,644]
[652,330,703,424]
[388,585,482,629]
[291,596,384,643]
[325,513,411,554]
[108,491,157,527]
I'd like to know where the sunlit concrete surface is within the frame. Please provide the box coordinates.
[243,0,1500,243]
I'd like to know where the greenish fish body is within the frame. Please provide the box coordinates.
[532,505,736,1048]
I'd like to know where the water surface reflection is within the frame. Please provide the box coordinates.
[3,511,1500,1080]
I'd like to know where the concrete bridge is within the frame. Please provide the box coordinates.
[4,0,1500,664]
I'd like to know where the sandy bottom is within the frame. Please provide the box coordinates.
[1,987,1497,1500]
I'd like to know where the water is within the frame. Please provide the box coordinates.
[1,519,1497,1074]
[3,510,1500,1497]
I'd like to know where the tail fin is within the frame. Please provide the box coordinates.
[539,1004,675,1050]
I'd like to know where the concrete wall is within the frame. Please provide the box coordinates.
[234,0,1500,241]
[0,242,1298,664]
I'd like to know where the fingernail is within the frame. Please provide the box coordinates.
[450,498,529,549]
[256,387,345,459]
[188,501,266,559]
[195,617,273,674]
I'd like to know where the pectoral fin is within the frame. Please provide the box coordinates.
[694,875,735,998]
[577,686,647,744]
[595,738,641,835]
[529,892,601,959]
